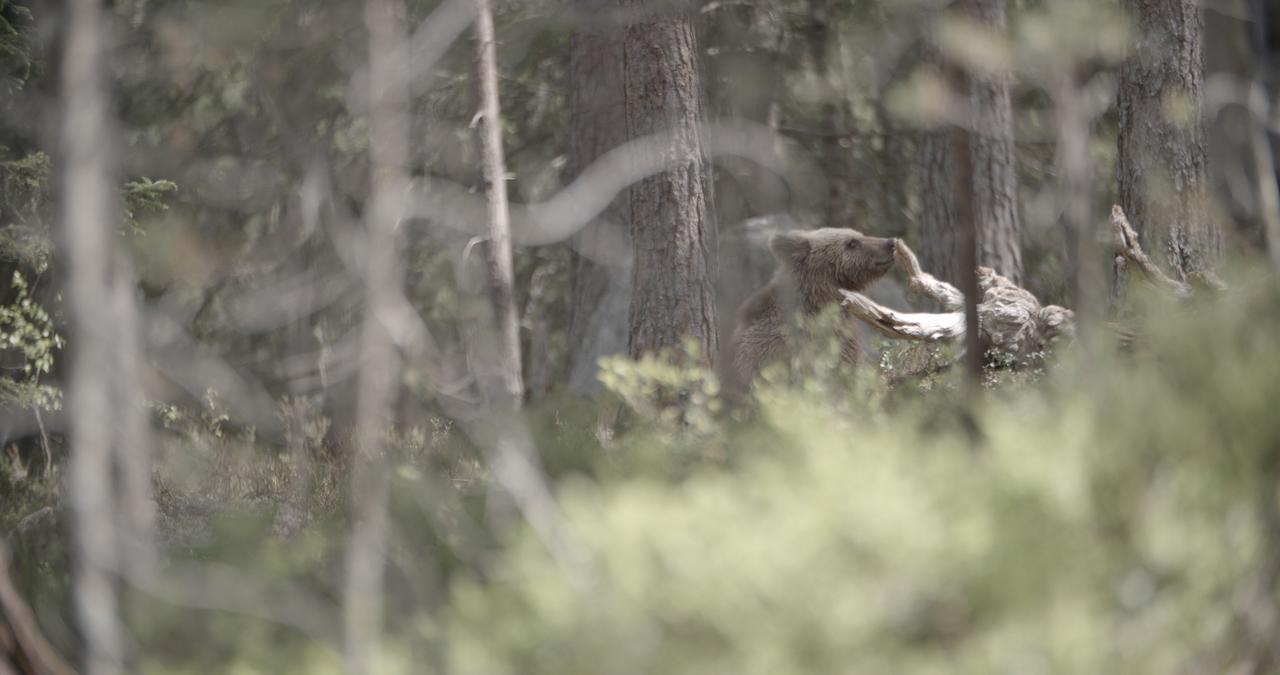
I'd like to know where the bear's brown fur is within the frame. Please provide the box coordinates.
[730,228,898,384]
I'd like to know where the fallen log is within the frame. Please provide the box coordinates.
[839,203,1230,362]
[839,240,1074,364]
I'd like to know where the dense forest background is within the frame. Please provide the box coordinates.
[2,0,1280,673]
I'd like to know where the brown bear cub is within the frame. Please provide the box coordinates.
[730,228,899,385]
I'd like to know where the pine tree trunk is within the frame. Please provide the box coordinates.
[919,117,960,285]
[918,0,1022,286]
[965,0,1022,286]
[621,0,718,362]
[1118,0,1218,280]
[565,0,631,394]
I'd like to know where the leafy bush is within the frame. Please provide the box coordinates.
[443,276,1280,674]
[0,269,62,411]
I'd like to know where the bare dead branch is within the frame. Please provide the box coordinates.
[839,292,967,341]
[894,241,965,311]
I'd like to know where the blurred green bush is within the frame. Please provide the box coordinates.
[443,273,1280,674]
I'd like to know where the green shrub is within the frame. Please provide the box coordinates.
[443,277,1280,674]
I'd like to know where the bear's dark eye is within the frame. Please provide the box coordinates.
[846,239,860,250]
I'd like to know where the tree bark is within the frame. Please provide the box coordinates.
[565,0,631,394]
[919,116,960,285]
[621,0,718,363]
[965,0,1022,286]
[952,125,983,380]
[918,0,1022,286]
[475,0,524,406]
[1118,0,1218,280]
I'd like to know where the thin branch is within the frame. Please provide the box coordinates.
[474,0,524,407]
[30,406,49,481]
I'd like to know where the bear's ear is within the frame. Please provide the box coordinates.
[769,232,808,263]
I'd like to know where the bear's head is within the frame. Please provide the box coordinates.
[769,228,898,307]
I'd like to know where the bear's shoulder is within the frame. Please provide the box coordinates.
[737,281,785,327]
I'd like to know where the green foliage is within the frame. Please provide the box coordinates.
[598,339,721,438]
[123,177,180,230]
[0,270,62,411]
[0,1,1270,673]
[444,275,1280,674]
[0,151,52,270]
[0,150,48,220]
[0,0,33,94]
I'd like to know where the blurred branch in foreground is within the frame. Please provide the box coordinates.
[343,0,409,672]
[59,0,154,672]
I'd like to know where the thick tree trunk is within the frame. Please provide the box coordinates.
[919,118,961,285]
[918,0,1022,286]
[565,0,631,394]
[1118,0,1218,280]
[965,0,1022,286]
[621,0,718,362]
